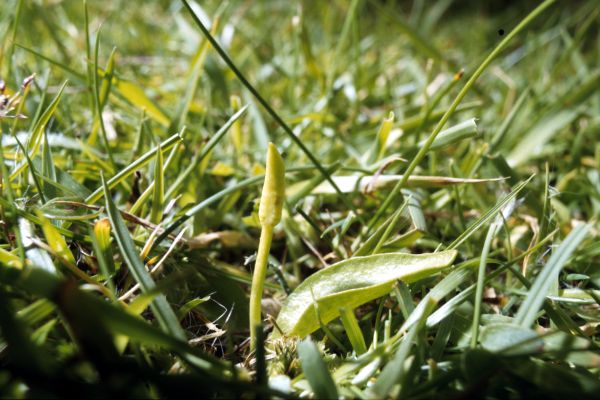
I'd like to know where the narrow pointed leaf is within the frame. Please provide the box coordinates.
[101,175,186,341]
[298,337,339,399]
[150,142,164,223]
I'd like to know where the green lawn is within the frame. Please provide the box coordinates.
[0,0,598,398]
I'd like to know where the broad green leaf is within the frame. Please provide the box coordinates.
[297,337,339,399]
[0,247,22,268]
[480,323,543,355]
[36,211,75,264]
[274,250,457,338]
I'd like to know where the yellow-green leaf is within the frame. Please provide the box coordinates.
[113,79,170,126]
[274,250,457,338]
[0,247,23,269]
[36,211,75,264]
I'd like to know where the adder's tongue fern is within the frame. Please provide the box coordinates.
[250,143,285,350]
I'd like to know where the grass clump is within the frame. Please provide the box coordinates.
[0,0,598,398]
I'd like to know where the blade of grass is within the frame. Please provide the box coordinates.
[12,135,46,204]
[101,174,186,341]
[41,132,58,200]
[339,307,368,355]
[129,129,184,216]
[298,337,339,399]
[169,16,219,133]
[370,298,435,398]
[83,0,95,112]
[4,0,25,78]
[471,197,518,347]
[149,142,164,224]
[92,30,117,168]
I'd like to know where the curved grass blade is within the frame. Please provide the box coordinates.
[101,174,186,341]
[274,250,457,338]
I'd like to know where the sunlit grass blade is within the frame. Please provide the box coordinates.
[339,307,367,355]
[149,142,164,224]
[101,174,185,341]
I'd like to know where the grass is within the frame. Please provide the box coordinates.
[0,0,599,398]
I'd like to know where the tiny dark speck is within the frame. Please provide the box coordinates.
[498,29,505,36]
